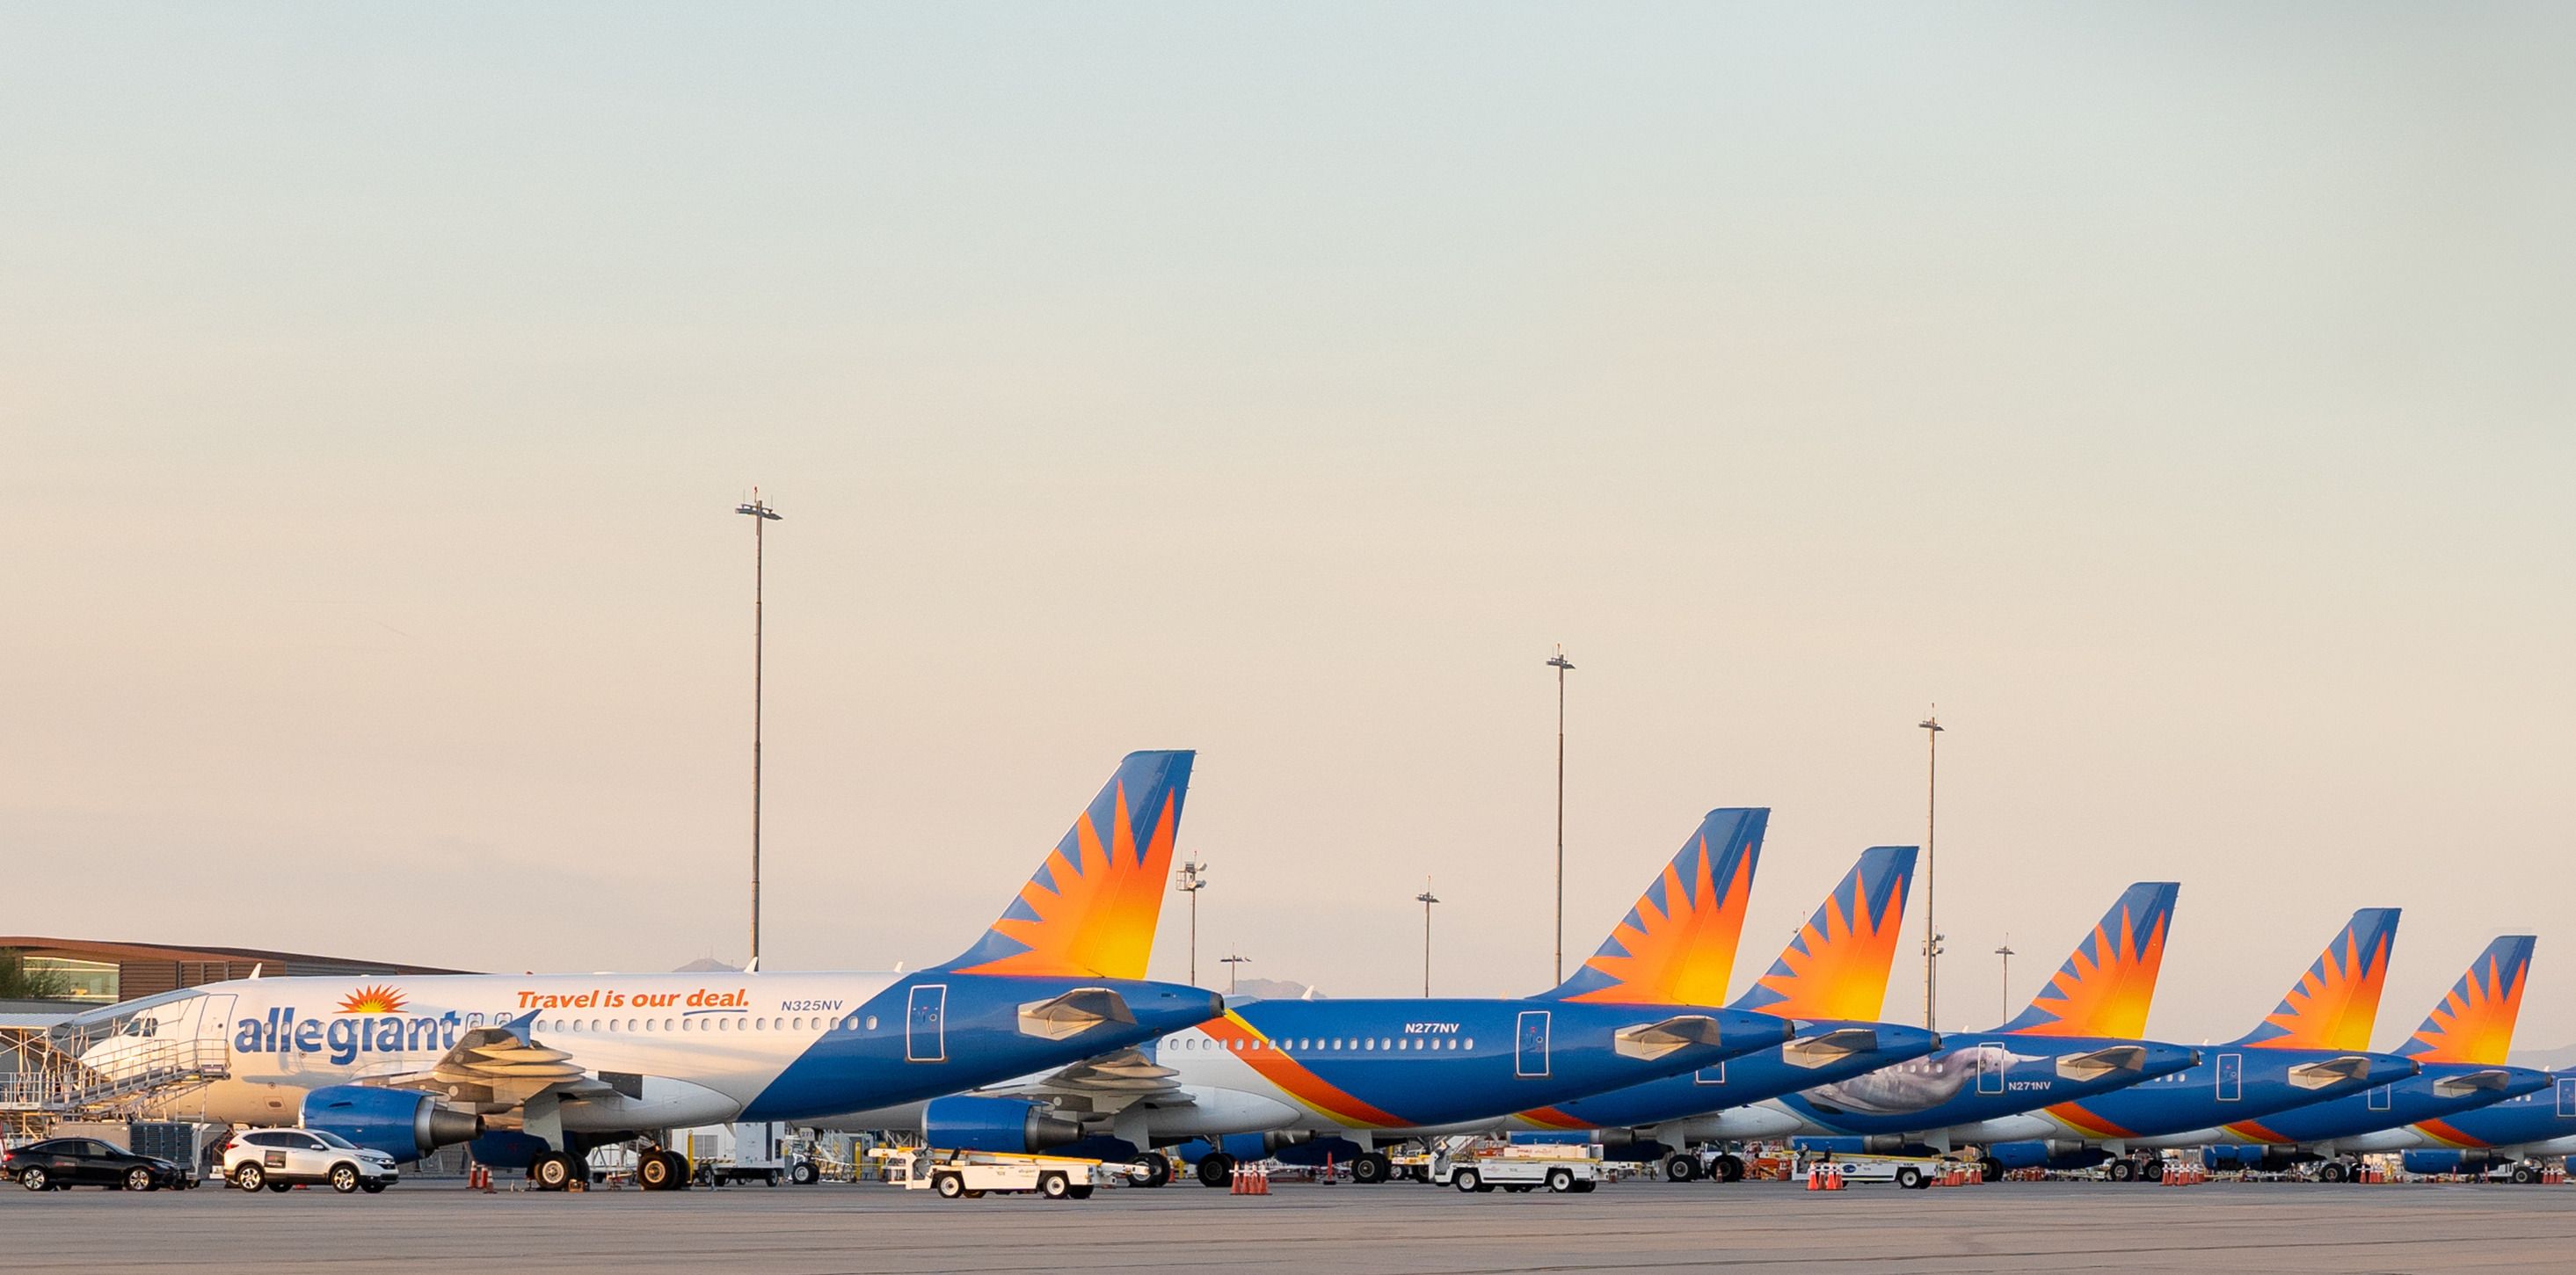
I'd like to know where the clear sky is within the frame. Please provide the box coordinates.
[6,4,2572,1051]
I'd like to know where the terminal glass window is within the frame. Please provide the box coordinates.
[24,957,119,1004]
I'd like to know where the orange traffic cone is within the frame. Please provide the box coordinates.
[1827,1166,1845,1191]
[1255,1164,1270,1195]
[1805,1166,1822,1191]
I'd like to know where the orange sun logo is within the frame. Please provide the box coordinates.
[2250,915,2393,1052]
[1748,858,1909,1021]
[337,985,409,1015]
[2015,903,2170,1039]
[1567,831,1757,1005]
[956,781,1181,980]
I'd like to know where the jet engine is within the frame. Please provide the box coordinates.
[301,1086,483,1162]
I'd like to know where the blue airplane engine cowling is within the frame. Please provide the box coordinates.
[1985,1140,2105,1171]
[2402,1149,2501,1176]
[300,1085,482,1162]
[921,1096,1083,1155]
[468,1130,550,1170]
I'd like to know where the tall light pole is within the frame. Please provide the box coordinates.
[1920,709,1944,1031]
[1175,859,1206,986]
[1220,953,1249,997]
[1415,879,1440,997]
[736,492,782,966]
[1995,938,2015,1024]
[1547,645,1575,986]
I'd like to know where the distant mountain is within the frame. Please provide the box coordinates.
[2509,1044,2576,1071]
[673,957,743,973]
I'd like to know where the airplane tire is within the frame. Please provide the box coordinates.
[1980,1157,2004,1184]
[639,1153,674,1191]
[2318,1162,2347,1184]
[1196,1155,1233,1188]
[1714,1154,1745,1183]
[1353,1153,1392,1185]
[1663,1154,1699,1182]
[532,1153,577,1192]
[2143,1160,2165,1183]
[2108,1160,2137,1183]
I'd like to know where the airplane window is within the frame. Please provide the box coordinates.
[757,1018,768,1031]
[627,1019,637,1031]
[1464,1039,1474,1051]
[866,1016,878,1031]
[1332,1038,1343,1051]
[1363,1039,1375,1052]
[591,1019,602,1032]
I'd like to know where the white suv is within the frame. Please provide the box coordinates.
[222,1129,401,1194]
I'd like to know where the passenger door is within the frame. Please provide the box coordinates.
[1515,1010,1550,1078]
[1976,1044,2006,1095]
[906,984,947,1063]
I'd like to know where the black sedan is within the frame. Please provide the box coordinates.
[3,1138,193,1191]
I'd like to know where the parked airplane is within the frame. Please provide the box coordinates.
[823,807,1799,1186]
[1957,908,2424,1180]
[71,751,1224,1191]
[1504,844,1944,1181]
[1757,883,2203,1155]
[2190,936,2549,1179]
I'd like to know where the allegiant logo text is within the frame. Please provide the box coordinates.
[233,1007,462,1065]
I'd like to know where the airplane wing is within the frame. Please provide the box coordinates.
[2054,1045,2149,1082]
[1781,1028,1882,1070]
[2432,1068,2514,1098]
[353,1024,615,1111]
[1613,1015,1728,1061]
[2287,1055,2373,1090]
[1008,1046,1187,1118]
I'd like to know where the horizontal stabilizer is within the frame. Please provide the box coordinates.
[1614,1014,1728,1061]
[1782,1028,1882,1070]
[2055,1045,2148,1082]
[2288,1054,2372,1089]
[2433,1068,2515,1098]
[1017,987,1136,1041]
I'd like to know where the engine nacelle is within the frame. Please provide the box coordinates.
[301,1085,483,1162]
[1986,1140,2103,1170]
[2401,1149,2500,1176]
[921,1096,1082,1155]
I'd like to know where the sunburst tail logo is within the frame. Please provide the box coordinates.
[2240,907,2399,1051]
[1730,844,1915,1020]
[2400,935,2533,1065]
[337,984,409,1015]
[1548,808,1765,1005]
[1997,882,2178,1038]
[942,751,1196,980]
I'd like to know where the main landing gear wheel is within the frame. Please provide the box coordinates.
[2143,1160,2165,1184]
[2318,1162,2347,1184]
[1130,1154,1172,1188]
[1196,1155,1234,1188]
[790,1161,819,1186]
[1714,1154,1745,1183]
[638,1151,679,1191]
[1353,1153,1392,1184]
[1663,1154,1700,1183]
[531,1152,579,1192]
[2108,1159,2139,1183]
[1979,1156,2005,1184]
[1452,1167,1482,1193]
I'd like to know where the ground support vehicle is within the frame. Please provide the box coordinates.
[1801,1153,1959,1190]
[4,1137,193,1191]
[876,1148,1102,1199]
[1429,1146,1605,1194]
[221,1128,400,1194]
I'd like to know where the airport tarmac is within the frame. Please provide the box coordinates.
[4,1179,2572,1273]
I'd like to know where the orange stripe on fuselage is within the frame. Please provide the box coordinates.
[2221,1120,2288,1143]
[2046,1102,2136,1140]
[2410,1118,2490,1149]
[1190,1013,1406,1128]
[1517,1106,1590,1131]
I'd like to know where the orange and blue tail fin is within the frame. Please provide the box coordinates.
[2238,907,2399,1050]
[2398,935,2534,1064]
[1996,882,2178,1038]
[1541,807,1765,1004]
[1729,845,1916,1021]
[935,750,1195,980]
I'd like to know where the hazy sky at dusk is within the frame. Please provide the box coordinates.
[6,4,2572,1049]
